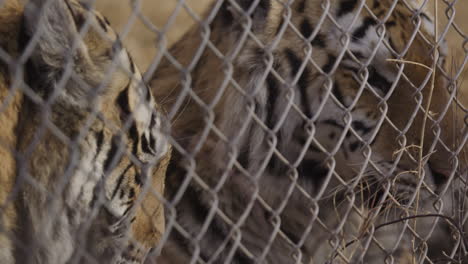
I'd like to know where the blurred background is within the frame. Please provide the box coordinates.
[93,0,468,77]
[93,0,213,71]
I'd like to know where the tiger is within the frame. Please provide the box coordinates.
[0,1,23,262]
[149,0,467,263]
[0,0,171,263]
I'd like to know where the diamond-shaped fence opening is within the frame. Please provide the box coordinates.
[0,0,467,263]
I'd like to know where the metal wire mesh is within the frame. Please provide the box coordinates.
[0,0,467,263]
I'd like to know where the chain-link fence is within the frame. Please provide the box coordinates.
[1,0,468,263]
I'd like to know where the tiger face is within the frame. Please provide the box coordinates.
[282,2,455,260]
[334,0,447,192]
[286,0,451,207]
[13,0,171,263]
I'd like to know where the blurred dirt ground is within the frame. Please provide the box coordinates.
[428,1,468,78]
[94,0,214,71]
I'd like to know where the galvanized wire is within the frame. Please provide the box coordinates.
[1,0,468,263]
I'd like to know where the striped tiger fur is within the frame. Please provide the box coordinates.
[0,0,171,263]
[150,0,467,263]
[0,1,23,262]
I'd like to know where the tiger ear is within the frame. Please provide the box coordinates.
[23,0,92,79]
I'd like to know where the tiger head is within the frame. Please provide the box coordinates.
[311,0,456,206]
[299,1,464,259]
[221,0,458,207]
[18,0,171,263]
